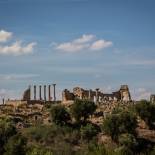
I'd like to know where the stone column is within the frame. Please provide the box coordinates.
[2,98,5,104]
[53,84,56,101]
[48,85,51,101]
[96,88,99,104]
[34,85,36,100]
[39,85,42,100]
[89,89,91,100]
[29,85,32,100]
[44,85,46,101]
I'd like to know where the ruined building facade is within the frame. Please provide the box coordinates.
[22,84,56,102]
[150,94,155,104]
[62,85,131,103]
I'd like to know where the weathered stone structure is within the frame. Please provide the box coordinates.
[23,86,31,101]
[150,94,155,104]
[23,84,56,102]
[62,85,131,103]
[62,89,75,102]
[119,85,131,102]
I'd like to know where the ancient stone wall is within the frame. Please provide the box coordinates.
[62,85,132,103]
[62,89,75,102]
[150,95,155,104]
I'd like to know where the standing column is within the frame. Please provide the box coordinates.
[39,85,42,100]
[34,85,36,100]
[96,88,99,104]
[89,89,91,100]
[2,98,5,104]
[44,85,46,101]
[48,85,51,101]
[53,84,56,101]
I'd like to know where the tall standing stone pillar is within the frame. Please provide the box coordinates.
[53,84,56,101]
[34,85,36,100]
[2,98,5,104]
[44,85,46,101]
[29,85,31,100]
[89,89,91,100]
[48,85,51,101]
[39,85,42,100]
[96,88,99,104]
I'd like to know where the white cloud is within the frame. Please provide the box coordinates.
[0,29,37,56]
[0,41,37,56]
[0,30,12,42]
[73,34,95,44]
[90,39,112,50]
[0,74,39,80]
[56,42,89,52]
[54,34,112,53]
[132,88,151,100]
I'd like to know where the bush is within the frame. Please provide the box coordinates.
[118,133,137,151]
[80,123,100,141]
[4,134,27,155]
[27,146,53,155]
[0,117,17,154]
[115,146,133,155]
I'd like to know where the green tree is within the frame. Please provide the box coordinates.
[71,99,97,123]
[4,134,27,155]
[50,105,71,125]
[135,100,155,129]
[103,111,137,141]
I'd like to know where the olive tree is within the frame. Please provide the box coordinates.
[71,99,97,123]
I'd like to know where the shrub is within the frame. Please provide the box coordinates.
[27,146,53,155]
[4,134,27,155]
[118,133,138,151]
[0,117,17,154]
[80,123,100,141]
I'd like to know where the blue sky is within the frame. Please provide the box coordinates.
[0,0,155,101]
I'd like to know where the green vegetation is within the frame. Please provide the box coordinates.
[50,105,71,126]
[0,99,155,155]
[71,99,97,123]
[135,100,155,129]
[103,109,137,141]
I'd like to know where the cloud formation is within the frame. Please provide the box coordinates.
[0,30,36,56]
[0,30,12,42]
[132,88,151,100]
[54,34,112,53]
[0,74,39,80]
[0,41,36,56]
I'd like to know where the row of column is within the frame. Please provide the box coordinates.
[32,84,56,101]
[88,88,99,103]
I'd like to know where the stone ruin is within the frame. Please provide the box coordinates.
[22,84,56,102]
[150,94,155,104]
[62,85,131,103]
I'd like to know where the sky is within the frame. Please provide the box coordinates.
[0,0,155,101]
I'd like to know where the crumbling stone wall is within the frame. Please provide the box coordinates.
[62,89,75,102]
[150,95,155,104]
[62,85,132,103]
[23,87,31,101]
